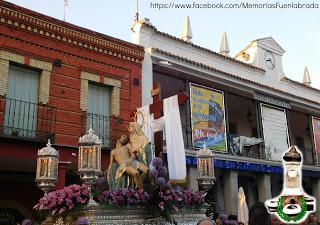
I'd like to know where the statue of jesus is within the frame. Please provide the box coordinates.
[107,135,148,189]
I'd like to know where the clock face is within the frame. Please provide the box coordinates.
[264,51,275,70]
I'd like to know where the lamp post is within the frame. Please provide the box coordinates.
[197,143,216,217]
[35,139,59,195]
[78,126,102,206]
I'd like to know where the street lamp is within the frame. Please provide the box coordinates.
[78,126,102,206]
[35,139,59,195]
[197,143,216,218]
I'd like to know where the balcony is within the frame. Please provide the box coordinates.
[181,124,265,159]
[0,97,56,142]
[82,112,127,149]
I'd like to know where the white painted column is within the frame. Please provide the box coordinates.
[312,179,320,211]
[257,174,272,202]
[223,170,238,215]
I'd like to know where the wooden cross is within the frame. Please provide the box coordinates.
[149,81,188,158]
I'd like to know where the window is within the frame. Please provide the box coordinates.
[4,65,40,138]
[86,83,111,147]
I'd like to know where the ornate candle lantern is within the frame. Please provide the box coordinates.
[197,143,216,219]
[35,139,59,195]
[197,143,215,191]
[78,126,102,206]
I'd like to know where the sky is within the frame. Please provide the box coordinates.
[6,0,320,88]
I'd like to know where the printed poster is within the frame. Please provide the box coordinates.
[190,83,227,152]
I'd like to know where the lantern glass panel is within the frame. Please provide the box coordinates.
[40,158,49,177]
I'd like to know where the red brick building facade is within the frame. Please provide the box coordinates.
[0,1,144,223]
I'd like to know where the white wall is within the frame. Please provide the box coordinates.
[132,21,320,108]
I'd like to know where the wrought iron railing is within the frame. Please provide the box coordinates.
[227,134,265,159]
[181,124,265,159]
[82,112,126,149]
[0,97,56,142]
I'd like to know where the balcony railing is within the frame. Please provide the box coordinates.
[82,112,127,149]
[0,97,56,142]
[181,125,265,159]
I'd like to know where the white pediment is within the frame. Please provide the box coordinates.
[255,37,285,55]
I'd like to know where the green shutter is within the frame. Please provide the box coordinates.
[87,83,111,147]
[4,65,39,137]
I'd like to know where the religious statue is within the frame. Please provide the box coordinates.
[128,121,153,167]
[107,133,149,190]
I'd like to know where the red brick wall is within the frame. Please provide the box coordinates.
[0,1,144,159]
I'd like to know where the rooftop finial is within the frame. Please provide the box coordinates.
[203,142,207,149]
[303,66,311,85]
[181,16,192,42]
[46,139,52,147]
[89,125,94,134]
[220,32,230,56]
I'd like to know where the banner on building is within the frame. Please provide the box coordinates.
[190,83,227,152]
[312,117,320,165]
[260,104,289,161]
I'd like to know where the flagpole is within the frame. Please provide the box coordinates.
[64,0,68,21]
[135,0,139,22]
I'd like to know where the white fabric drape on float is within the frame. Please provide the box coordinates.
[163,95,186,181]
[137,105,153,143]
[137,105,164,143]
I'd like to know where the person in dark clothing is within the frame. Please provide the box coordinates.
[248,203,271,225]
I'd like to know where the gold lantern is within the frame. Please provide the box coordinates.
[35,139,59,195]
[197,143,215,191]
[78,126,102,206]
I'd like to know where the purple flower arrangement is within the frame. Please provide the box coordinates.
[149,157,205,214]
[34,157,205,222]
[97,188,150,207]
[34,184,89,215]
[76,216,89,225]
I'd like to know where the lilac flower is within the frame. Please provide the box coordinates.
[156,177,166,186]
[158,167,168,177]
[34,184,89,215]
[22,219,32,225]
[76,216,89,225]
[152,157,163,168]
[149,169,158,178]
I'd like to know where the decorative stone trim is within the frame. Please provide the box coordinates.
[0,58,9,96]
[104,77,121,87]
[80,78,89,111]
[0,50,52,104]
[80,72,121,116]
[111,87,120,116]
[0,50,24,63]
[30,58,52,71]
[0,4,144,64]
[39,70,51,104]
[3,34,131,73]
